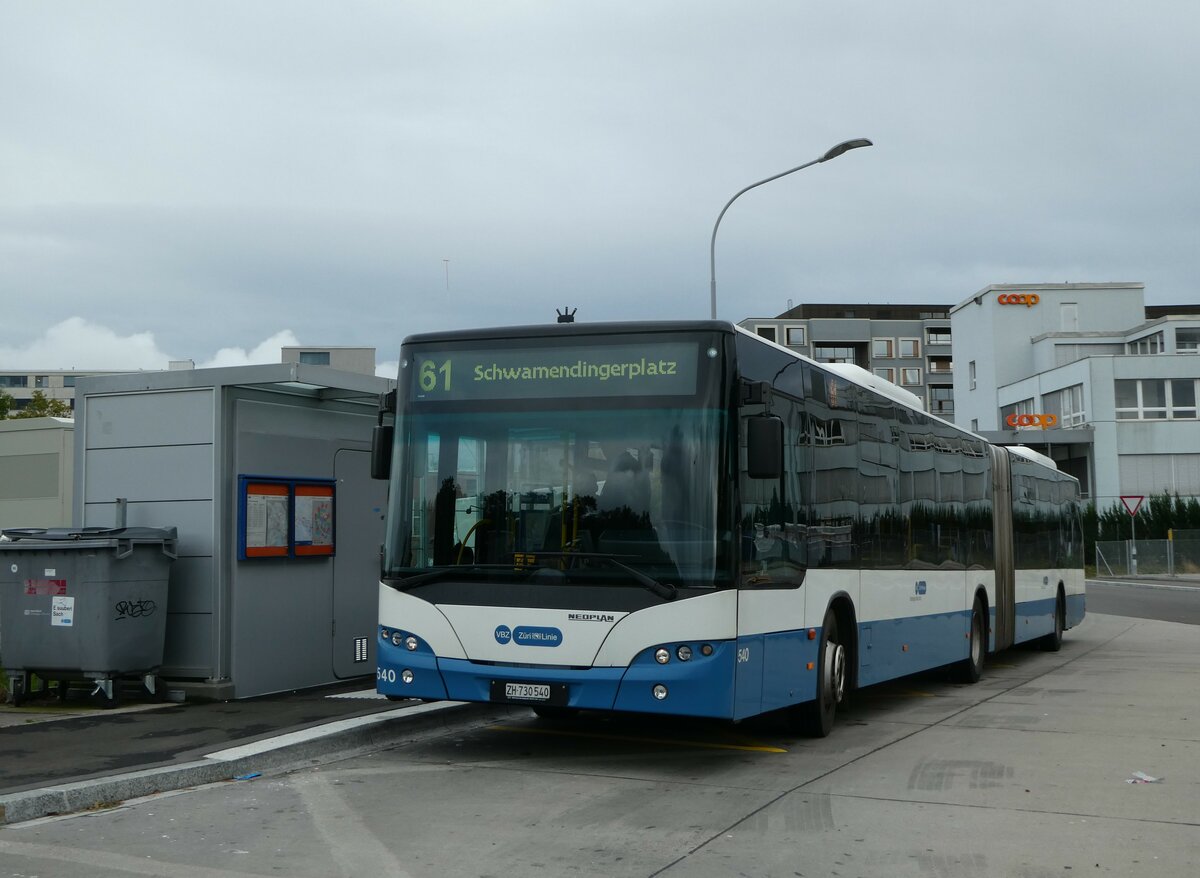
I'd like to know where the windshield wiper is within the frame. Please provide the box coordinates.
[527,552,677,601]
[387,565,514,590]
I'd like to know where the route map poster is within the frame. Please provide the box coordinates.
[238,477,336,559]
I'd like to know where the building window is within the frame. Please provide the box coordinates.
[813,345,857,364]
[968,361,976,390]
[928,386,954,416]
[785,326,806,346]
[0,375,29,388]
[755,326,777,343]
[900,368,921,386]
[1042,384,1085,427]
[63,376,77,387]
[1113,378,1191,420]
[899,338,920,359]
[1171,379,1197,418]
[871,338,894,358]
[873,367,896,382]
[970,419,979,431]
[1176,328,1200,353]
[34,375,49,388]
[1127,333,1164,355]
[926,327,951,345]
[299,351,331,366]
[1000,398,1036,428]
[928,356,952,374]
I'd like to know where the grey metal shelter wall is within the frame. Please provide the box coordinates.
[82,389,217,679]
[225,392,385,697]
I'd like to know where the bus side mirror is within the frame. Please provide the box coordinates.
[746,416,783,480]
[371,424,393,480]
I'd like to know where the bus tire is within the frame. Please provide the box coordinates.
[954,598,985,684]
[1041,592,1065,652]
[797,608,846,738]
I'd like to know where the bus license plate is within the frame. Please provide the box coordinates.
[490,680,567,705]
[506,682,550,701]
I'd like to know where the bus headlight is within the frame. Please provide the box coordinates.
[391,632,404,647]
[404,636,419,651]
[401,670,414,684]
[654,648,670,664]
[652,684,668,700]
[676,645,693,662]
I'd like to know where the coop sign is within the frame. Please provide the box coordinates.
[997,293,1040,307]
[1006,413,1057,428]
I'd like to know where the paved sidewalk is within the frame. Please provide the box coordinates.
[0,680,482,824]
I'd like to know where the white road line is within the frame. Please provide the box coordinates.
[204,701,465,762]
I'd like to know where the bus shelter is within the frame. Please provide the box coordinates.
[73,363,393,699]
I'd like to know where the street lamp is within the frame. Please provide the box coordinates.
[709,138,872,319]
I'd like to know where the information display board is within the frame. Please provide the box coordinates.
[238,476,336,560]
[411,342,701,402]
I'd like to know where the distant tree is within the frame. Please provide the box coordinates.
[11,390,73,419]
[0,389,12,419]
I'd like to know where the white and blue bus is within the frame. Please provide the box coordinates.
[372,321,1085,736]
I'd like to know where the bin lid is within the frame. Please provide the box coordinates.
[1,526,178,542]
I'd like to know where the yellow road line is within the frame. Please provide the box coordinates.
[489,724,787,753]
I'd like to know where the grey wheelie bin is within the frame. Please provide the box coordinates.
[0,526,177,707]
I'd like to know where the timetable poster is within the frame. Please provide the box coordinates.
[294,483,335,556]
[243,482,289,557]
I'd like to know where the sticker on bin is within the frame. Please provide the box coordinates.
[51,596,74,627]
[25,579,68,596]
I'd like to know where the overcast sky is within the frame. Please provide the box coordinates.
[2,1,1197,375]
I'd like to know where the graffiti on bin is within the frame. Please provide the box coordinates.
[114,599,158,620]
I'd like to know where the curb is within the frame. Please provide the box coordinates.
[1090,578,1200,591]
[0,700,490,826]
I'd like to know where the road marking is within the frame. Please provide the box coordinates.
[863,688,937,699]
[1090,579,1200,592]
[489,724,787,753]
[205,700,465,761]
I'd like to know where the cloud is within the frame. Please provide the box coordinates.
[0,317,303,373]
[0,317,170,371]
[199,330,300,369]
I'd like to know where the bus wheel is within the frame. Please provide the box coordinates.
[1041,593,1065,652]
[955,598,985,684]
[797,608,846,738]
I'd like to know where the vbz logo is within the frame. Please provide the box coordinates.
[494,625,512,644]
[997,293,1040,307]
[1006,413,1058,428]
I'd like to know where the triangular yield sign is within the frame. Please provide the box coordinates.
[1120,495,1144,516]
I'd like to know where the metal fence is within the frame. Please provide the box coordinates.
[1094,539,1200,577]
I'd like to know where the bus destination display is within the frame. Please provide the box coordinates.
[411,342,700,401]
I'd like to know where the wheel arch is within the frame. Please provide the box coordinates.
[825,591,859,693]
[973,586,991,654]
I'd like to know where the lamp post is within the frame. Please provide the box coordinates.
[709,138,872,320]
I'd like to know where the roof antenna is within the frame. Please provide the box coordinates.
[556,307,577,324]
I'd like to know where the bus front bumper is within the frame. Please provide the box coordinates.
[376,631,738,719]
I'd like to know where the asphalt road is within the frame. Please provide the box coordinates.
[1087,578,1200,625]
[1,611,1196,877]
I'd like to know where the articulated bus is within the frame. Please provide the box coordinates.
[372,320,1085,736]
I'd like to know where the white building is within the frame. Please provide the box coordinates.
[951,282,1200,507]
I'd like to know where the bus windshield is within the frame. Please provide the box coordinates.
[383,405,726,588]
